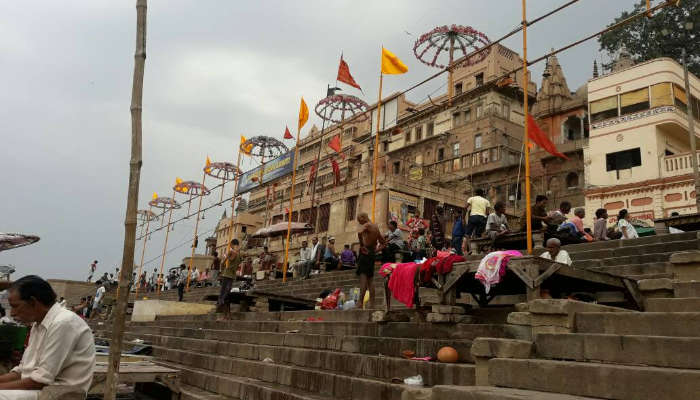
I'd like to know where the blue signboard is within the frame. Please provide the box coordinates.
[237,151,295,194]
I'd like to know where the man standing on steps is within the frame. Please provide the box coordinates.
[176,264,187,302]
[87,260,97,282]
[218,239,240,321]
[356,212,386,310]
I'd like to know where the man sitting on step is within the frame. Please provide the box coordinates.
[539,238,572,266]
[0,276,95,400]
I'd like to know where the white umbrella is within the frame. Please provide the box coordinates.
[0,233,40,252]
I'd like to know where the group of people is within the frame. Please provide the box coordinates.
[291,237,357,279]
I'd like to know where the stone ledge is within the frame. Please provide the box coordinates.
[471,338,533,359]
[670,250,700,264]
[528,299,631,315]
[637,278,673,291]
[506,312,531,326]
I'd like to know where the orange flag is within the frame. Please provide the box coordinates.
[298,97,309,131]
[381,47,408,75]
[152,192,158,200]
[337,55,362,91]
[527,115,568,159]
[284,126,293,139]
[205,156,212,173]
[240,136,252,155]
[328,134,341,153]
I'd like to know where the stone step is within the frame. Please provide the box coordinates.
[155,347,408,400]
[180,383,234,400]
[570,238,699,262]
[645,297,700,312]
[535,333,700,369]
[130,334,475,386]
[124,319,520,340]
[155,309,378,323]
[159,360,333,400]
[589,262,670,276]
[413,385,602,400]
[488,358,700,400]
[574,312,700,337]
[674,281,700,297]
[563,232,699,254]
[111,326,477,362]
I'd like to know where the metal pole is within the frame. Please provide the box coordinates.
[522,0,533,254]
[134,205,153,299]
[157,190,175,297]
[186,172,207,291]
[371,70,384,222]
[310,84,330,233]
[682,47,700,212]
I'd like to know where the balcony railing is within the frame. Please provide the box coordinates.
[661,151,700,178]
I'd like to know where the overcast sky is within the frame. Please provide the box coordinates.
[1,0,638,281]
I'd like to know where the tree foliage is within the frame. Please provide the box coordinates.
[599,0,699,75]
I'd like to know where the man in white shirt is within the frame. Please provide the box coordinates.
[89,281,106,321]
[306,237,322,279]
[295,240,313,280]
[540,238,572,266]
[0,275,95,399]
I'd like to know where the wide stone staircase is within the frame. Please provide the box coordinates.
[94,308,527,400]
[95,231,700,399]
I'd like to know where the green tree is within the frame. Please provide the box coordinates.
[599,0,699,75]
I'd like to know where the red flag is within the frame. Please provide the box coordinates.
[527,115,569,159]
[328,135,341,153]
[330,158,341,186]
[308,160,318,184]
[337,56,362,91]
[283,125,293,139]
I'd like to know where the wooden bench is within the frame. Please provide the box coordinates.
[469,231,544,255]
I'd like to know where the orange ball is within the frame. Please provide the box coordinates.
[437,346,459,363]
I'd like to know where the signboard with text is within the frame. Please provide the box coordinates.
[237,151,295,194]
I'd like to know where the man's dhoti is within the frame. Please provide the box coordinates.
[0,390,39,400]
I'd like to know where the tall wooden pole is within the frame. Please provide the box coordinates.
[221,149,243,275]
[522,0,533,254]
[282,127,301,282]
[134,205,153,299]
[186,172,207,290]
[105,1,147,398]
[157,190,176,296]
[371,70,384,223]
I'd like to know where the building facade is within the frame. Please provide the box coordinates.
[584,57,700,226]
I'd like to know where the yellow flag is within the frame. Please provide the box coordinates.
[175,177,183,186]
[205,156,212,173]
[240,136,252,155]
[152,192,158,200]
[381,47,408,75]
[298,97,309,132]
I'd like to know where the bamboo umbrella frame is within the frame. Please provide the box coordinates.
[174,179,211,290]
[205,161,241,203]
[134,208,158,298]
[151,195,180,296]
[243,136,288,229]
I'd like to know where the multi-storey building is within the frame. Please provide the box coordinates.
[584,55,700,225]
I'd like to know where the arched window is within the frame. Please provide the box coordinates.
[566,172,579,189]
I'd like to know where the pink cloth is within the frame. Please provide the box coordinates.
[381,262,419,308]
[474,250,522,293]
[570,216,584,233]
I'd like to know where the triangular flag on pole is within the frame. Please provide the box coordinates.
[337,55,362,91]
[298,98,309,131]
[328,135,341,153]
[205,156,212,173]
[526,115,569,159]
[152,192,158,200]
[381,47,408,75]
[284,126,293,139]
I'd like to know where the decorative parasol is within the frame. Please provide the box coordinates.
[173,180,210,215]
[314,94,370,124]
[413,25,491,68]
[205,161,241,203]
[250,222,313,238]
[241,136,288,159]
[0,233,40,252]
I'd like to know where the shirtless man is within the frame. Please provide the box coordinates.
[356,212,386,309]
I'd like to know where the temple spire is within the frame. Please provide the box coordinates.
[593,60,599,78]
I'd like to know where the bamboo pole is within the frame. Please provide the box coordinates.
[522,0,533,254]
[282,127,302,282]
[371,69,384,223]
[134,205,153,299]
[221,149,243,277]
[186,172,207,290]
[157,190,176,296]
[105,1,147,398]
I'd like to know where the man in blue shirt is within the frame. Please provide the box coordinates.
[452,211,465,255]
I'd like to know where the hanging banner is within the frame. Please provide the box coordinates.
[388,190,418,227]
[237,151,295,194]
